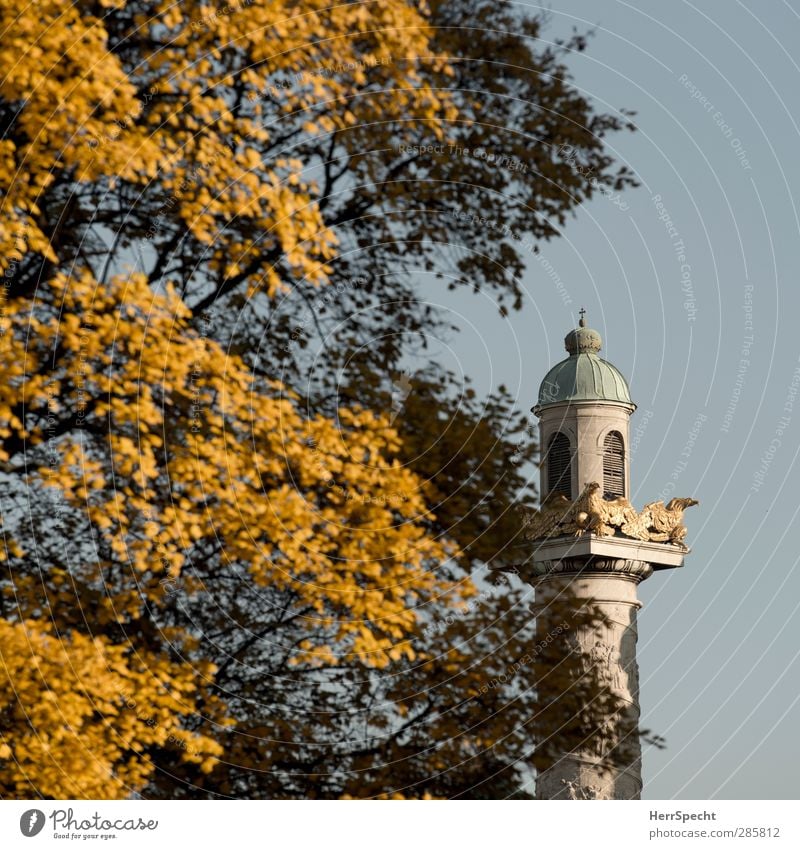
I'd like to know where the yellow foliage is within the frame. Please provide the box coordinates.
[2,268,464,670]
[0,0,456,293]
[0,619,223,798]
[0,0,494,799]
[0,262,474,795]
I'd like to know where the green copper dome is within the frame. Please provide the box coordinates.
[536,313,634,408]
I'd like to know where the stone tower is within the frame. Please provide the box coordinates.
[518,311,696,800]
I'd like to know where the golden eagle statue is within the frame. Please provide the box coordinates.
[524,483,698,548]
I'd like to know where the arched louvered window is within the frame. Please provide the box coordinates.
[547,432,572,498]
[603,431,626,499]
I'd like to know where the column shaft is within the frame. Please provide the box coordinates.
[532,563,647,800]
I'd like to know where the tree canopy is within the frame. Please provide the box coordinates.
[0,0,637,798]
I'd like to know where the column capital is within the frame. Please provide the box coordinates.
[514,532,687,586]
[531,556,653,583]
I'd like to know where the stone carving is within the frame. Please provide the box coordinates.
[523,482,698,548]
[532,557,653,580]
[574,635,628,697]
[520,491,573,538]
[621,497,699,545]
[590,640,613,677]
[560,778,610,800]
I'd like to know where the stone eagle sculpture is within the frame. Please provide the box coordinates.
[523,482,698,548]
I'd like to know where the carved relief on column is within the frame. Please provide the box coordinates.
[532,565,645,799]
[565,612,639,704]
[536,758,641,800]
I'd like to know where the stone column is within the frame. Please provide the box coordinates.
[516,535,686,800]
[531,557,652,800]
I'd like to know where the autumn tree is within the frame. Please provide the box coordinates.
[0,271,467,795]
[0,0,637,797]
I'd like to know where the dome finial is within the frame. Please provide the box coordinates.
[565,311,602,355]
